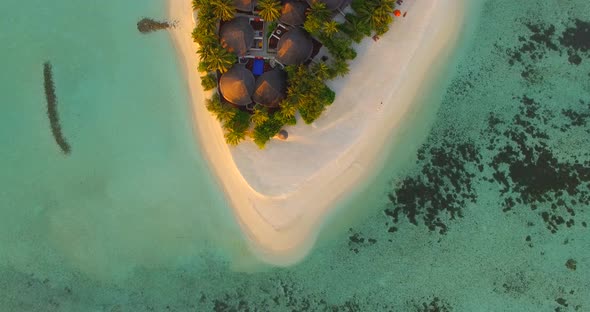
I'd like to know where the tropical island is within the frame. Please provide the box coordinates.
[167,0,468,265]
[191,0,396,148]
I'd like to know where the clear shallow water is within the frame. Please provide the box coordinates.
[1,0,589,311]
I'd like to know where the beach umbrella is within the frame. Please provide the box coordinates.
[394,10,401,17]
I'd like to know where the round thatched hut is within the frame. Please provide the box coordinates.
[220,17,254,56]
[234,0,254,12]
[252,69,287,107]
[219,65,255,106]
[276,28,313,65]
[280,1,308,26]
[306,0,344,11]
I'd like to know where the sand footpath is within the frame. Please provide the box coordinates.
[168,0,467,265]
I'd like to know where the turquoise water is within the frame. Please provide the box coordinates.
[1,0,589,311]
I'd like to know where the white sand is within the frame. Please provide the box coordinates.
[168,0,467,265]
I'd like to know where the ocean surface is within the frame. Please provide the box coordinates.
[1,0,589,311]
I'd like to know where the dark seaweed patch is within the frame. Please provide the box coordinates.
[507,22,559,67]
[200,277,391,311]
[485,95,590,233]
[43,62,71,155]
[565,259,577,271]
[347,228,377,254]
[137,18,171,33]
[561,100,590,132]
[559,19,590,65]
[413,297,453,312]
[384,140,480,234]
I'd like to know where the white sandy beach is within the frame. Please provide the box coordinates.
[168,0,467,265]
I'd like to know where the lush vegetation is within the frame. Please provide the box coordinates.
[257,0,282,22]
[193,0,397,148]
[283,65,335,124]
[200,73,218,91]
[351,0,396,36]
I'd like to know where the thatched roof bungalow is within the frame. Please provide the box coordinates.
[252,69,287,107]
[219,65,255,106]
[234,0,254,12]
[276,28,313,65]
[220,17,254,56]
[280,1,308,26]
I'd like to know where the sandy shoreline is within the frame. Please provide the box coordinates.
[168,0,468,265]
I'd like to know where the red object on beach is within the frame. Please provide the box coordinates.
[394,10,401,17]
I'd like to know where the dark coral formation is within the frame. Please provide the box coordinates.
[414,297,453,312]
[507,19,590,68]
[43,62,71,154]
[385,140,481,234]
[565,259,577,271]
[347,228,377,253]
[384,18,590,236]
[200,277,390,311]
[559,19,590,65]
[137,18,170,33]
[484,95,590,233]
[561,100,590,133]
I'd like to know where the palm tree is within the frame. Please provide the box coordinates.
[312,62,330,80]
[308,2,331,21]
[205,94,223,114]
[339,13,370,42]
[322,20,339,37]
[330,58,349,77]
[192,0,200,10]
[278,101,298,120]
[202,44,236,73]
[216,105,237,122]
[257,0,282,22]
[224,129,246,145]
[211,0,235,21]
[304,2,331,35]
[251,106,269,126]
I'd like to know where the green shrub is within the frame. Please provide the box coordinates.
[253,113,285,149]
[223,109,250,145]
[200,73,217,90]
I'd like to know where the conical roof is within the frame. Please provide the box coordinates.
[306,0,344,11]
[219,65,255,106]
[234,0,253,12]
[252,69,287,107]
[276,28,313,65]
[220,17,254,56]
[280,1,308,26]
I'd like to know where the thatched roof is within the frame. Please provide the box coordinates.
[306,0,344,10]
[280,1,308,26]
[276,28,313,65]
[220,17,254,56]
[252,69,287,107]
[234,0,253,12]
[219,65,255,106]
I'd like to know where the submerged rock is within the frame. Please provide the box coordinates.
[137,18,170,33]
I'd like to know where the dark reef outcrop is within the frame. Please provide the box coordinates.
[43,62,70,154]
[137,18,171,33]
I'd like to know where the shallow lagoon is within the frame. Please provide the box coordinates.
[1,0,589,311]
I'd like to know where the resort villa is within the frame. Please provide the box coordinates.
[216,0,347,111]
[193,0,396,147]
